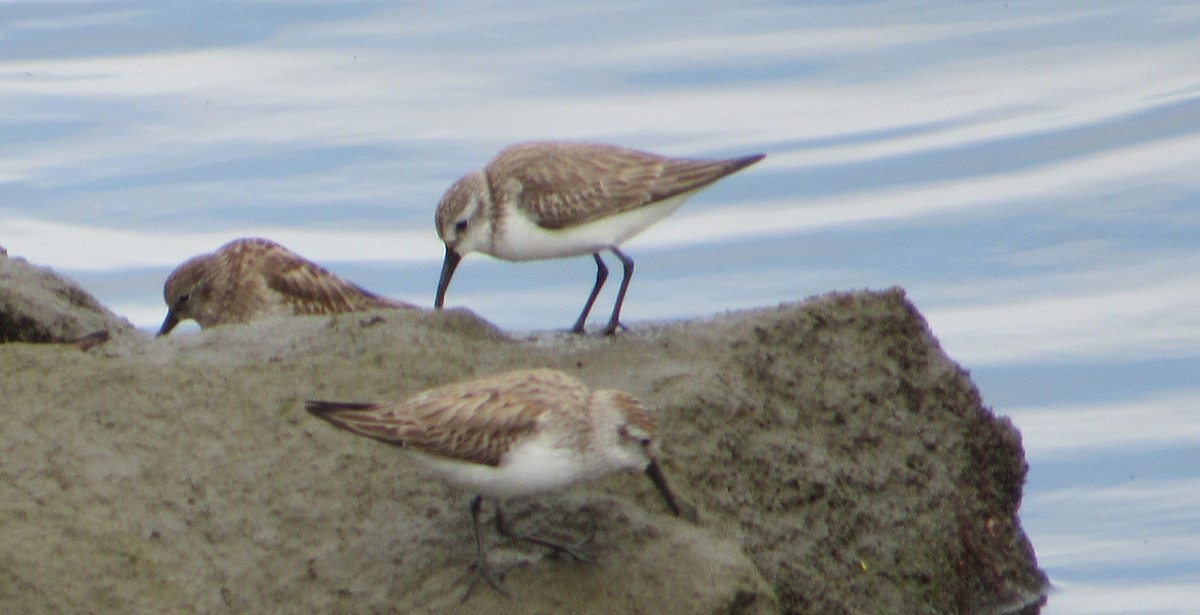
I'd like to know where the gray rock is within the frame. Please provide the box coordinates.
[0,277,1045,613]
[0,251,135,344]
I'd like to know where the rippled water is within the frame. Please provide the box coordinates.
[4,2,1199,612]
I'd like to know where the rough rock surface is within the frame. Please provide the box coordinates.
[0,251,135,343]
[0,261,1046,614]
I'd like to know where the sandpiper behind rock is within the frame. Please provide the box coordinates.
[159,237,414,335]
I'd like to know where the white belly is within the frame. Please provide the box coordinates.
[409,440,602,501]
[488,192,692,261]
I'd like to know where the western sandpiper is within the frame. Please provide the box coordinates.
[158,237,414,335]
[305,368,681,600]
[433,141,765,334]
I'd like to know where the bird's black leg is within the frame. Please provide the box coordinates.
[461,495,512,602]
[571,253,608,334]
[602,247,635,335]
[493,504,592,562]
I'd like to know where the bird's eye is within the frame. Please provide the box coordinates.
[454,220,468,233]
[618,427,651,448]
[177,293,191,306]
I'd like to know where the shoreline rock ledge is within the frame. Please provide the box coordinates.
[0,257,1047,614]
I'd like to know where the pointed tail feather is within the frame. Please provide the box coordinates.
[306,400,379,417]
[651,152,766,202]
[728,152,766,172]
[306,400,412,448]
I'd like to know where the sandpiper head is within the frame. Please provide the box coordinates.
[599,391,682,517]
[158,255,214,335]
[434,171,491,308]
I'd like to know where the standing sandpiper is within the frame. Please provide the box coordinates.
[305,368,681,600]
[433,141,765,334]
[158,237,415,335]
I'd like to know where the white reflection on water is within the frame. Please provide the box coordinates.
[1007,393,1200,457]
[1021,476,1200,614]
[1046,582,1200,615]
[923,259,1200,366]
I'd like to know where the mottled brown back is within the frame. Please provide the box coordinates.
[306,369,591,467]
[488,142,765,229]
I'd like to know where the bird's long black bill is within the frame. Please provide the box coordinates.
[434,246,462,309]
[645,459,682,517]
[156,311,179,337]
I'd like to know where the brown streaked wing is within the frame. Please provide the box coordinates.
[263,247,408,315]
[493,142,761,230]
[307,369,588,467]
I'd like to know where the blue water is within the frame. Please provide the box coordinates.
[4,2,1199,612]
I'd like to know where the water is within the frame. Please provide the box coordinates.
[3,2,1199,612]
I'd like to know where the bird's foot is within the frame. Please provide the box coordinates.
[542,532,595,562]
[503,527,595,562]
[460,556,527,603]
[601,320,626,336]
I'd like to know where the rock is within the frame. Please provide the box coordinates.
[0,251,136,344]
[0,269,1046,613]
